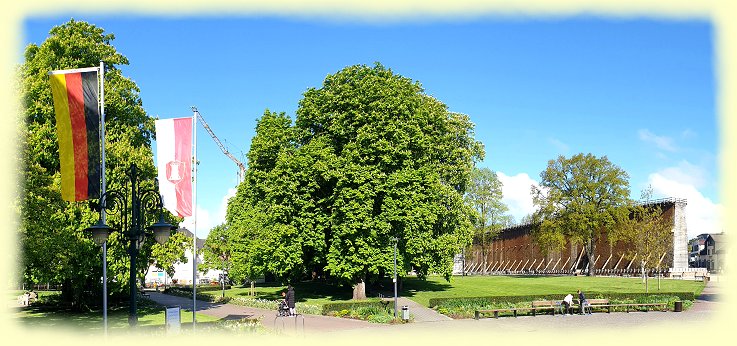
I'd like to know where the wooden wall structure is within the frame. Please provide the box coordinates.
[461,198,688,276]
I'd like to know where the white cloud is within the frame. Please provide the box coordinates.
[656,160,707,189]
[648,171,723,239]
[497,171,540,223]
[180,188,237,239]
[638,129,677,152]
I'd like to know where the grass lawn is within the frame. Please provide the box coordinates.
[203,275,704,308]
[217,281,355,307]
[402,275,706,306]
[14,297,222,334]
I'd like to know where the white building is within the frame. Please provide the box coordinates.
[144,228,223,287]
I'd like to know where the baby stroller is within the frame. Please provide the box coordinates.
[277,299,291,317]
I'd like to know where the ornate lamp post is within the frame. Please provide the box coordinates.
[392,236,398,319]
[86,163,175,327]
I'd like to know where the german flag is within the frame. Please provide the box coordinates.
[49,67,101,201]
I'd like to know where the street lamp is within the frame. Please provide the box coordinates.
[86,163,175,327]
[392,236,398,319]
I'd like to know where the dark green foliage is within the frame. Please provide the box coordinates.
[532,153,630,276]
[428,292,694,308]
[226,63,484,287]
[321,299,387,315]
[19,19,184,309]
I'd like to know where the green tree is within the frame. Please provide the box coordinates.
[611,186,673,292]
[531,153,630,276]
[19,19,180,308]
[148,231,189,282]
[227,63,483,298]
[201,224,231,276]
[464,167,513,274]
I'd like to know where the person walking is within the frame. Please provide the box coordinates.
[286,284,296,316]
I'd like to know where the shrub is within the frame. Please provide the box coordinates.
[429,292,695,319]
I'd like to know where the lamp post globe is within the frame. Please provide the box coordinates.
[149,214,174,245]
[85,163,175,327]
[86,219,114,247]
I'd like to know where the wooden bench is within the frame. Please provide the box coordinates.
[531,300,562,316]
[606,303,668,313]
[576,299,667,313]
[576,298,609,314]
[138,287,150,298]
[474,298,669,319]
[475,307,536,319]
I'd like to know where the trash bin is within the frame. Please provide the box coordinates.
[674,301,683,312]
[401,305,409,321]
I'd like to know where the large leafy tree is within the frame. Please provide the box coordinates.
[531,153,630,276]
[19,19,179,308]
[227,63,483,298]
[148,231,189,282]
[464,167,513,274]
[201,224,231,276]
[611,187,673,291]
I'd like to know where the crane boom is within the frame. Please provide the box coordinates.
[192,107,246,182]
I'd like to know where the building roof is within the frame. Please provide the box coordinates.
[176,228,206,250]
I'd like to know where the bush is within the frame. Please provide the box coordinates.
[322,299,396,323]
[427,292,694,308]
[429,292,695,319]
[321,299,386,315]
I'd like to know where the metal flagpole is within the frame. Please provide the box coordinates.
[192,107,198,330]
[99,61,108,337]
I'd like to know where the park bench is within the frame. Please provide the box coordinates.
[605,302,668,313]
[575,298,607,314]
[475,306,536,319]
[574,299,667,313]
[530,300,562,316]
[138,287,150,298]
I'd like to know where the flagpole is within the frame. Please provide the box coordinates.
[99,61,108,337]
[192,107,198,330]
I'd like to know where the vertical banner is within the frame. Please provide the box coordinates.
[155,117,193,217]
[49,67,101,201]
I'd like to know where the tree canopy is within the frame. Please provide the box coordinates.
[226,63,483,295]
[201,224,231,275]
[19,19,182,307]
[531,153,630,276]
[610,186,673,291]
[464,167,513,274]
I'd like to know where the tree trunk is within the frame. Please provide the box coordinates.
[482,240,487,275]
[352,279,366,300]
[585,239,596,276]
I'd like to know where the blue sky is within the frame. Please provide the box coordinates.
[22,15,721,238]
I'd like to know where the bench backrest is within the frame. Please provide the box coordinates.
[532,300,558,307]
[580,298,608,305]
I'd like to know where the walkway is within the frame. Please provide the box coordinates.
[146,292,377,334]
[396,297,452,322]
[147,278,724,336]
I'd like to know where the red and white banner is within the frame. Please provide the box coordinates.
[155,117,193,217]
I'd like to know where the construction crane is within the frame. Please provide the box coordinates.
[192,106,246,183]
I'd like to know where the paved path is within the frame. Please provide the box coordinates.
[396,297,452,322]
[148,279,724,336]
[146,292,377,334]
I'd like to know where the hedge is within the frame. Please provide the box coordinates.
[427,292,695,308]
[169,285,232,292]
[321,299,389,315]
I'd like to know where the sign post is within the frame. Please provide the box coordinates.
[165,306,181,333]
